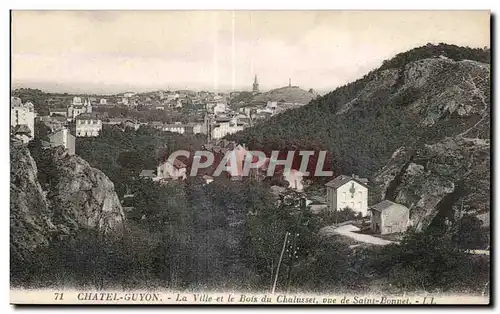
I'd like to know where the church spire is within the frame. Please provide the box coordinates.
[253,75,259,93]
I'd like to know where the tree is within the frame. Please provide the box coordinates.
[452,214,488,250]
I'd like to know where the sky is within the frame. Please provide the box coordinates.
[11,10,490,94]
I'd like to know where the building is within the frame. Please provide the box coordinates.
[123,119,140,130]
[163,123,187,135]
[38,115,67,133]
[284,169,305,191]
[12,124,33,143]
[202,175,214,185]
[266,101,278,111]
[157,159,187,181]
[369,200,410,234]
[75,113,102,137]
[193,123,203,134]
[100,99,107,105]
[11,97,35,143]
[211,117,245,140]
[68,97,92,120]
[49,107,68,117]
[139,169,156,180]
[167,93,180,101]
[213,103,227,115]
[47,127,76,155]
[325,174,369,216]
[253,75,259,93]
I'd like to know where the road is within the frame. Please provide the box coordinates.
[322,224,491,254]
[320,224,395,246]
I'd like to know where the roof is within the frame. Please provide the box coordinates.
[369,200,408,212]
[139,170,156,178]
[325,174,369,189]
[48,128,74,139]
[270,185,287,196]
[77,112,100,120]
[50,116,67,122]
[14,124,32,135]
[159,158,187,169]
[107,118,129,123]
[172,159,187,169]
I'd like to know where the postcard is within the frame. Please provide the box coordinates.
[10,10,491,305]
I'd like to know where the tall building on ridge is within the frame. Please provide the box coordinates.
[252,75,259,93]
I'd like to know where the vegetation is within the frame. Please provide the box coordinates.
[227,43,490,178]
[75,125,205,196]
[12,43,490,294]
[371,228,489,294]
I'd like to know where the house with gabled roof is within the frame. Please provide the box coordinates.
[325,174,369,216]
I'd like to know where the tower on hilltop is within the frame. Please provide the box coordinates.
[253,75,259,93]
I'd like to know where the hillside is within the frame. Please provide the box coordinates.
[227,43,490,229]
[253,86,319,104]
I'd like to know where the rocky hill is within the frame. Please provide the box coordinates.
[228,43,490,230]
[10,140,125,261]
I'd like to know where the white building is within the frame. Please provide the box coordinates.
[167,93,180,101]
[266,101,278,110]
[100,98,107,105]
[157,159,187,181]
[163,123,186,135]
[68,97,92,120]
[325,174,369,216]
[47,127,76,155]
[193,123,203,134]
[11,97,35,143]
[211,117,245,140]
[75,113,102,137]
[213,103,227,115]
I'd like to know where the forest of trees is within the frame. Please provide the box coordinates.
[12,119,489,294]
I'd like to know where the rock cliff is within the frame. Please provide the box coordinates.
[10,141,125,260]
[372,57,490,230]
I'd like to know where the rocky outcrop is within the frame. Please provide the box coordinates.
[10,140,55,260]
[10,142,125,259]
[371,57,490,231]
[47,146,125,236]
[374,136,490,231]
